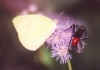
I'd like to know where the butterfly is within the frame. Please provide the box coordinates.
[12,14,57,51]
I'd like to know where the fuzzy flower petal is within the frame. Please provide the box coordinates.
[46,18,73,63]
[51,43,72,64]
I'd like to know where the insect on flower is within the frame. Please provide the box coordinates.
[67,24,89,53]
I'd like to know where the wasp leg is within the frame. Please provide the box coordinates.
[81,30,89,40]
[67,24,75,31]
[76,39,86,54]
[81,36,89,40]
[67,24,76,49]
[75,25,79,32]
[80,40,87,49]
[76,41,83,54]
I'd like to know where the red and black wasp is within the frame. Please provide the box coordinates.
[67,24,88,53]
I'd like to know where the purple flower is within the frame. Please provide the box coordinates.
[45,17,87,64]
[45,18,73,64]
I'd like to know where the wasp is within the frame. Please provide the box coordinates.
[67,24,88,53]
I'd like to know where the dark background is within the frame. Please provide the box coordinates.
[0,0,100,70]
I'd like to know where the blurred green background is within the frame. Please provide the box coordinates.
[0,0,100,70]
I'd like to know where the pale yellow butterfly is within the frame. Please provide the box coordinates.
[12,14,57,51]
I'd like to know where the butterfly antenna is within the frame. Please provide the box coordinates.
[56,12,63,19]
[54,12,63,23]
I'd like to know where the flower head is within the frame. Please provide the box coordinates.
[46,18,73,64]
[45,16,88,64]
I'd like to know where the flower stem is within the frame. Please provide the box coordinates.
[68,59,72,70]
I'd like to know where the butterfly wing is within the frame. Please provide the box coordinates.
[12,14,56,51]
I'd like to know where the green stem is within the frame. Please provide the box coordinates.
[68,59,72,70]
